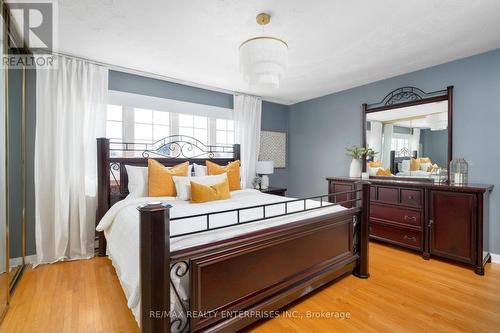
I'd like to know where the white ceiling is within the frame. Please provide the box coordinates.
[58,0,500,105]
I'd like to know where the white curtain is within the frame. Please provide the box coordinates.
[367,121,383,160]
[381,124,394,169]
[233,94,262,188]
[411,128,421,156]
[35,56,108,265]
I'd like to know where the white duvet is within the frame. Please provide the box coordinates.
[96,189,346,326]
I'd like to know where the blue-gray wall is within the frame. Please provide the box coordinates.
[420,129,448,168]
[109,71,290,187]
[287,49,500,254]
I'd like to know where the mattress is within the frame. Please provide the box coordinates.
[96,189,346,328]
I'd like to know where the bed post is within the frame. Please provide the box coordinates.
[233,143,241,161]
[139,203,172,333]
[354,181,370,278]
[96,138,110,256]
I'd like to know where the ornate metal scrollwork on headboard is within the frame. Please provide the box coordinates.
[109,135,235,159]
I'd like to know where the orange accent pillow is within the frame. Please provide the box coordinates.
[206,160,241,191]
[367,161,382,168]
[148,160,189,197]
[376,168,392,176]
[410,158,420,171]
[190,179,231,203]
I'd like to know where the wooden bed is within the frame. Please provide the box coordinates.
[96,136,370,333]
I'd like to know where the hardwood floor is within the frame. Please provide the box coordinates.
[1,243,499,333]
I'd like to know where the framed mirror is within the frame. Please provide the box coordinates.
[362,86,453,182]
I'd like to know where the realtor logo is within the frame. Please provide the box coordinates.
[3,0,57,68]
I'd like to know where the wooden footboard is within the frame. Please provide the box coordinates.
[138,182,370,333]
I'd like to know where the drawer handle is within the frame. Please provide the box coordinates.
[407,195,414,200]
[403,235,417,242]
[404,215,417,222]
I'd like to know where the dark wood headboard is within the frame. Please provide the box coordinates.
[390,148,417,174]
[95,136,240,255]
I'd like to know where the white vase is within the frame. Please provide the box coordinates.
[349,159,362,178]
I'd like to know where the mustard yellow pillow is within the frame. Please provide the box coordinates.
[206,160,241,191]
[419,157,431,164]
[148,160,189,197]
[410,158,420,171]
[427,164,439,172]
[376,168,392,176]
[367,161,382,168]
[190,179,231,203]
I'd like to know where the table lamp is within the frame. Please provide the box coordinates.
[256,161,274,190]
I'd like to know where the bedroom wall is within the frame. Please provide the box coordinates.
[287,48,500,254]
[108,71,290,187]
[420,129,448,168]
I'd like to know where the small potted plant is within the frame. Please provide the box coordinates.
[345,145,377,178]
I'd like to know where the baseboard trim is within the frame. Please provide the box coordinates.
[491,253,500,264]
[9,254,37,267]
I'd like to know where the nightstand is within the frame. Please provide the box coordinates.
[259,187,287,196]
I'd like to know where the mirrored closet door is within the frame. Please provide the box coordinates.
[0,0,8,318]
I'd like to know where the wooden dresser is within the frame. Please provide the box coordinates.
[327,177,494,275]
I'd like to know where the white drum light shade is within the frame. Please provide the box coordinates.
[239,37,288,89]
[256,161,274,175]
[426,112,448,131]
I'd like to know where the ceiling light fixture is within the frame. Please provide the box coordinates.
[239,13,288,89]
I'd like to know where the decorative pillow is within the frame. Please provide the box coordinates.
[367,161,382,168]
[190,178,231,203]
[125,165,148,198]
[193,163,207,177]
[368,167,380,177]
[376,168,392,176]
[410,158,420,171]
[401,159,411,172]
[420,162,432,172]
[148,160,189,197]
[172,174,228,201]
[206,160,241,191]
[427,164,440,173]
[419,157,432,164]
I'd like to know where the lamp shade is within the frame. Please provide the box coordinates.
[256,161,274,175]
[239,37,288,89]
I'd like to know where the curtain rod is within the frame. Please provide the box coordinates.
[45,51,267,102]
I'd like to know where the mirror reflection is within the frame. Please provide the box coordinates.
[366,101,448,181]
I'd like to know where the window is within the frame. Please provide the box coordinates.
[105,104,234,147]
[179,114,208,144]
[106,105,123,140]
[391,135,410,153]
[215,119,235,145]
[134,108,170,143]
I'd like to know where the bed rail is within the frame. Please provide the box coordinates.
[169,191,361,238]
[138,182,370,333]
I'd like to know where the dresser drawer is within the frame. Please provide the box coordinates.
[377,187,399,205]
[370,203,421,227]
[400,189,422,208]
[369,222,422,250]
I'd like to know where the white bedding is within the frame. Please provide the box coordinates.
[96,189,346,326]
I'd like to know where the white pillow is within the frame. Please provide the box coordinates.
[368,167,380,177]
[125,164,193,198]
[193,163,207,177]
[125,165,148,198]
[172,174,228,201]
[420,162,432,172]
[401,160,411,172]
